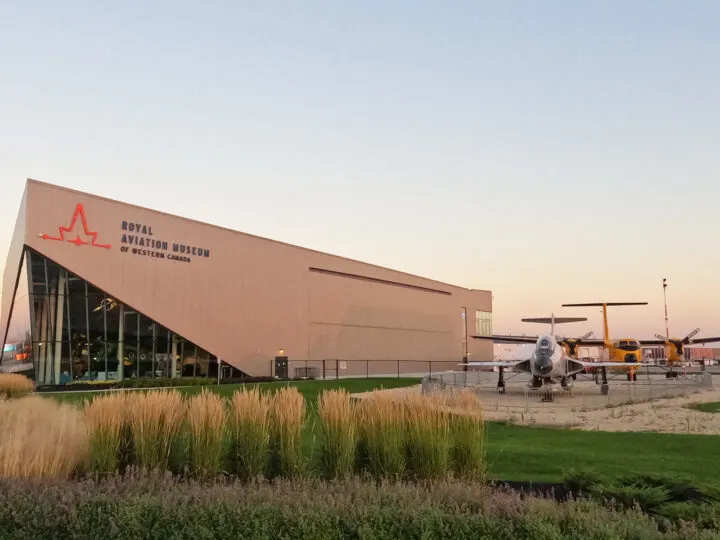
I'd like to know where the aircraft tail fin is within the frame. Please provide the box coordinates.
[521,314,587,338]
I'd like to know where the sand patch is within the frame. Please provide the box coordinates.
[351,384,720,435]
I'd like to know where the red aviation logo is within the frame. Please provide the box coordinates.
[40,204,111,249]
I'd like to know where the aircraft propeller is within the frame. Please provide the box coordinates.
[557,331,594,356]
[654,328,701,354]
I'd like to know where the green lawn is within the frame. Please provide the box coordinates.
[47,377,422,405]
[44,378,720,487]
[689,402,720,413]
[485,422,720,485]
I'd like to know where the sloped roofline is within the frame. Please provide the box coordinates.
[25,179,490,294]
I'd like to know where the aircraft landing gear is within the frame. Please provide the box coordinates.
[626,371,638,382]
[666,370,678,379]
[497,366,506,394]
[530,376,543,389]
[600,366,609,396]
[561,377,572,391]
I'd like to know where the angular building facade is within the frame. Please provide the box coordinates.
[1,180,493,384]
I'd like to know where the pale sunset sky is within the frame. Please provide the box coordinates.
[1,1,718,341]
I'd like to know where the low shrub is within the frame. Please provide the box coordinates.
[317,389,357,479]
[0,396,88,479]
[185,389,227,479]
[229,387,271,480]
[0,475,713,539]
[0,373,34,399]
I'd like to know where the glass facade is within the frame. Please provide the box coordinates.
[475,310,492,336]
[1,248,234,384]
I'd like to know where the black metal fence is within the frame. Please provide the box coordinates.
[269,359,461,380]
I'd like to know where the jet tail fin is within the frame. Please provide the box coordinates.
[521,314,587,339]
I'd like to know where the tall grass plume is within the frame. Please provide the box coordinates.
[356,395,406,479]
[404,393,450,479]
[84,392,129,474]
[317,389,357,479]
[269,386,306,478]
[229,387,270,480]
[127,390,184,471]
[186,389,227,478]
[446,390,486,481]
[0,396,89,478]
[0,373,34,399]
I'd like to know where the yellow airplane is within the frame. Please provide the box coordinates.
[562,302,720,379]
[561,302,648,381]
[640,329,720,377]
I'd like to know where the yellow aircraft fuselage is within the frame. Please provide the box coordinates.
[605,338,642,365]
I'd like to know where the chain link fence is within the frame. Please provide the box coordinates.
[421,369,714,411]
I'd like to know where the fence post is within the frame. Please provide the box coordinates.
[366,360,369,379]
[322,360,326,381]
[336,359,339,380]
[429,361,432,378]
[397,360,400,379]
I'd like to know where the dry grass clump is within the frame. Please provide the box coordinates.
[404,393,451,479]
[0,396,89,479]
[186,389,227,478]
[356,394,406,479]
[317,389,357,479]
[127,390,185,471]
[269,386,306,478]
[84,392,129,474]
[0,373,34,399]
[229,387,271,481]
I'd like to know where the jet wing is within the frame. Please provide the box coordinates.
[471,334,539,344]
[460,361,524,367]
[460,359,533,373]
[472,334,607,347]
[577,361,651,368]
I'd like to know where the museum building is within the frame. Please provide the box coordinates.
[1,179,493,383]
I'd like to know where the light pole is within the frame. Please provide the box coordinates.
[461,306,469,371]
[662,278,669,339]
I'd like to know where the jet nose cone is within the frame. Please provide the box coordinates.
[538,364,553,375]
[535,356,553,375]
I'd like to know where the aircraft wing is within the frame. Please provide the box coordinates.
[564,339,606,346]
[471,334,539,344]
[689,336,720,345]
[459,359,533,374]
[460,361,525,367]
[472,334,607,346]
[639,339,669,346]
[577,361,651,368]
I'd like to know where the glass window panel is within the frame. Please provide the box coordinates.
[138,314,155,377]
[475,310,492,336]
[122,310,140,378]
[104,298,120,377]
[16,249,222,384]
[154,326,171,377]
[1,251,33,376]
